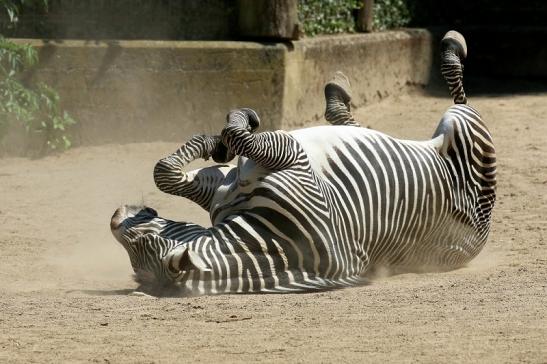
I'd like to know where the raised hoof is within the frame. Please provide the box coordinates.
[239,108,261,133]
[441,30,467,60]
[227,108,260,133]
[325,71,352,104]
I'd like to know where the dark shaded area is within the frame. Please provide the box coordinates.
[464,76,547,96]
[0,0,238,40]
[409,0,547,27]
[73,289,136,296]
[426,26,547,79]
[425,28,547,98]
[427,74,547,99]
[410,0,547,79]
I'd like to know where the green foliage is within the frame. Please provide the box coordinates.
[373,0,411,30]
[298,0,361,36]
[0,0,75,153]
[298,0,411,36]
[1,0,47,25]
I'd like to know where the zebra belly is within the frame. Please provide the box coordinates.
[209,125,487,281]
[293,126,483,271]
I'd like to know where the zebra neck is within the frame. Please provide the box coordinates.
[173,219,365,295]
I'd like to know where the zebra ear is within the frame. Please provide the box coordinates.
[163,245,211,274]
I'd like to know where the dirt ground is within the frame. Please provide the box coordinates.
[1,88,546,363]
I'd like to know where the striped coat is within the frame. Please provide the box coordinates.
[110,31,496,295]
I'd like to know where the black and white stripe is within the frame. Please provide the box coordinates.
[111,31,496,295]
[441,30,468,105]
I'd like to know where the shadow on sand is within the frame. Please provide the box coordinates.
[68,289,135,296]
[426,75,547,99]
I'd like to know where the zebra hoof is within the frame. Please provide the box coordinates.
[441,30,467,60]
[239,108,261,132]
[226,108,260,133]
[325,71,352,104]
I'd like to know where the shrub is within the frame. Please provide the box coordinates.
[298,0,361,36]
[298,0,411,36]
[0,0,76,153]
[373,0,411,30]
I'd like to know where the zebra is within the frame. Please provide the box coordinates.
[110,31,496,295]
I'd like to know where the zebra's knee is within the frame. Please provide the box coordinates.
[225,108,260,133]
[153,157,182,194]
[221,108,261,155]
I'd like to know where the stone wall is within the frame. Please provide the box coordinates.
[282,29,432,129]
[19,40,286,147]
[2,30,433,154]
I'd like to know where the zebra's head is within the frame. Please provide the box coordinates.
[110,205,179,293]
[110,205,210,295]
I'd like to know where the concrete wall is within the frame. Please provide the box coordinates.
[3,30,433,155]
[282,29,432,129]
[12,40,286,149]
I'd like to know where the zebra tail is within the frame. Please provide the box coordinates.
[441,30,468,105]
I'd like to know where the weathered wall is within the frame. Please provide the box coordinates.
[10,40,286,150]
[3,30,433,155]
[282,29,432,129]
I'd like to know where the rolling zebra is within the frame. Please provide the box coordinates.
[110,31,496,295]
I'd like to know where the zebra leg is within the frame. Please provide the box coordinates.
[441,31,468,105]
[154,135,235,211]
[324,71,360,127]
[221,108,304,170]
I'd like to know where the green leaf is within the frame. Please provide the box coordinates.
[0,24,77,154]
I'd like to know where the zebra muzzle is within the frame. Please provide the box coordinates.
[110,205,127,230]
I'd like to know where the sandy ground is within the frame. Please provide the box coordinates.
[1,88,546,363]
